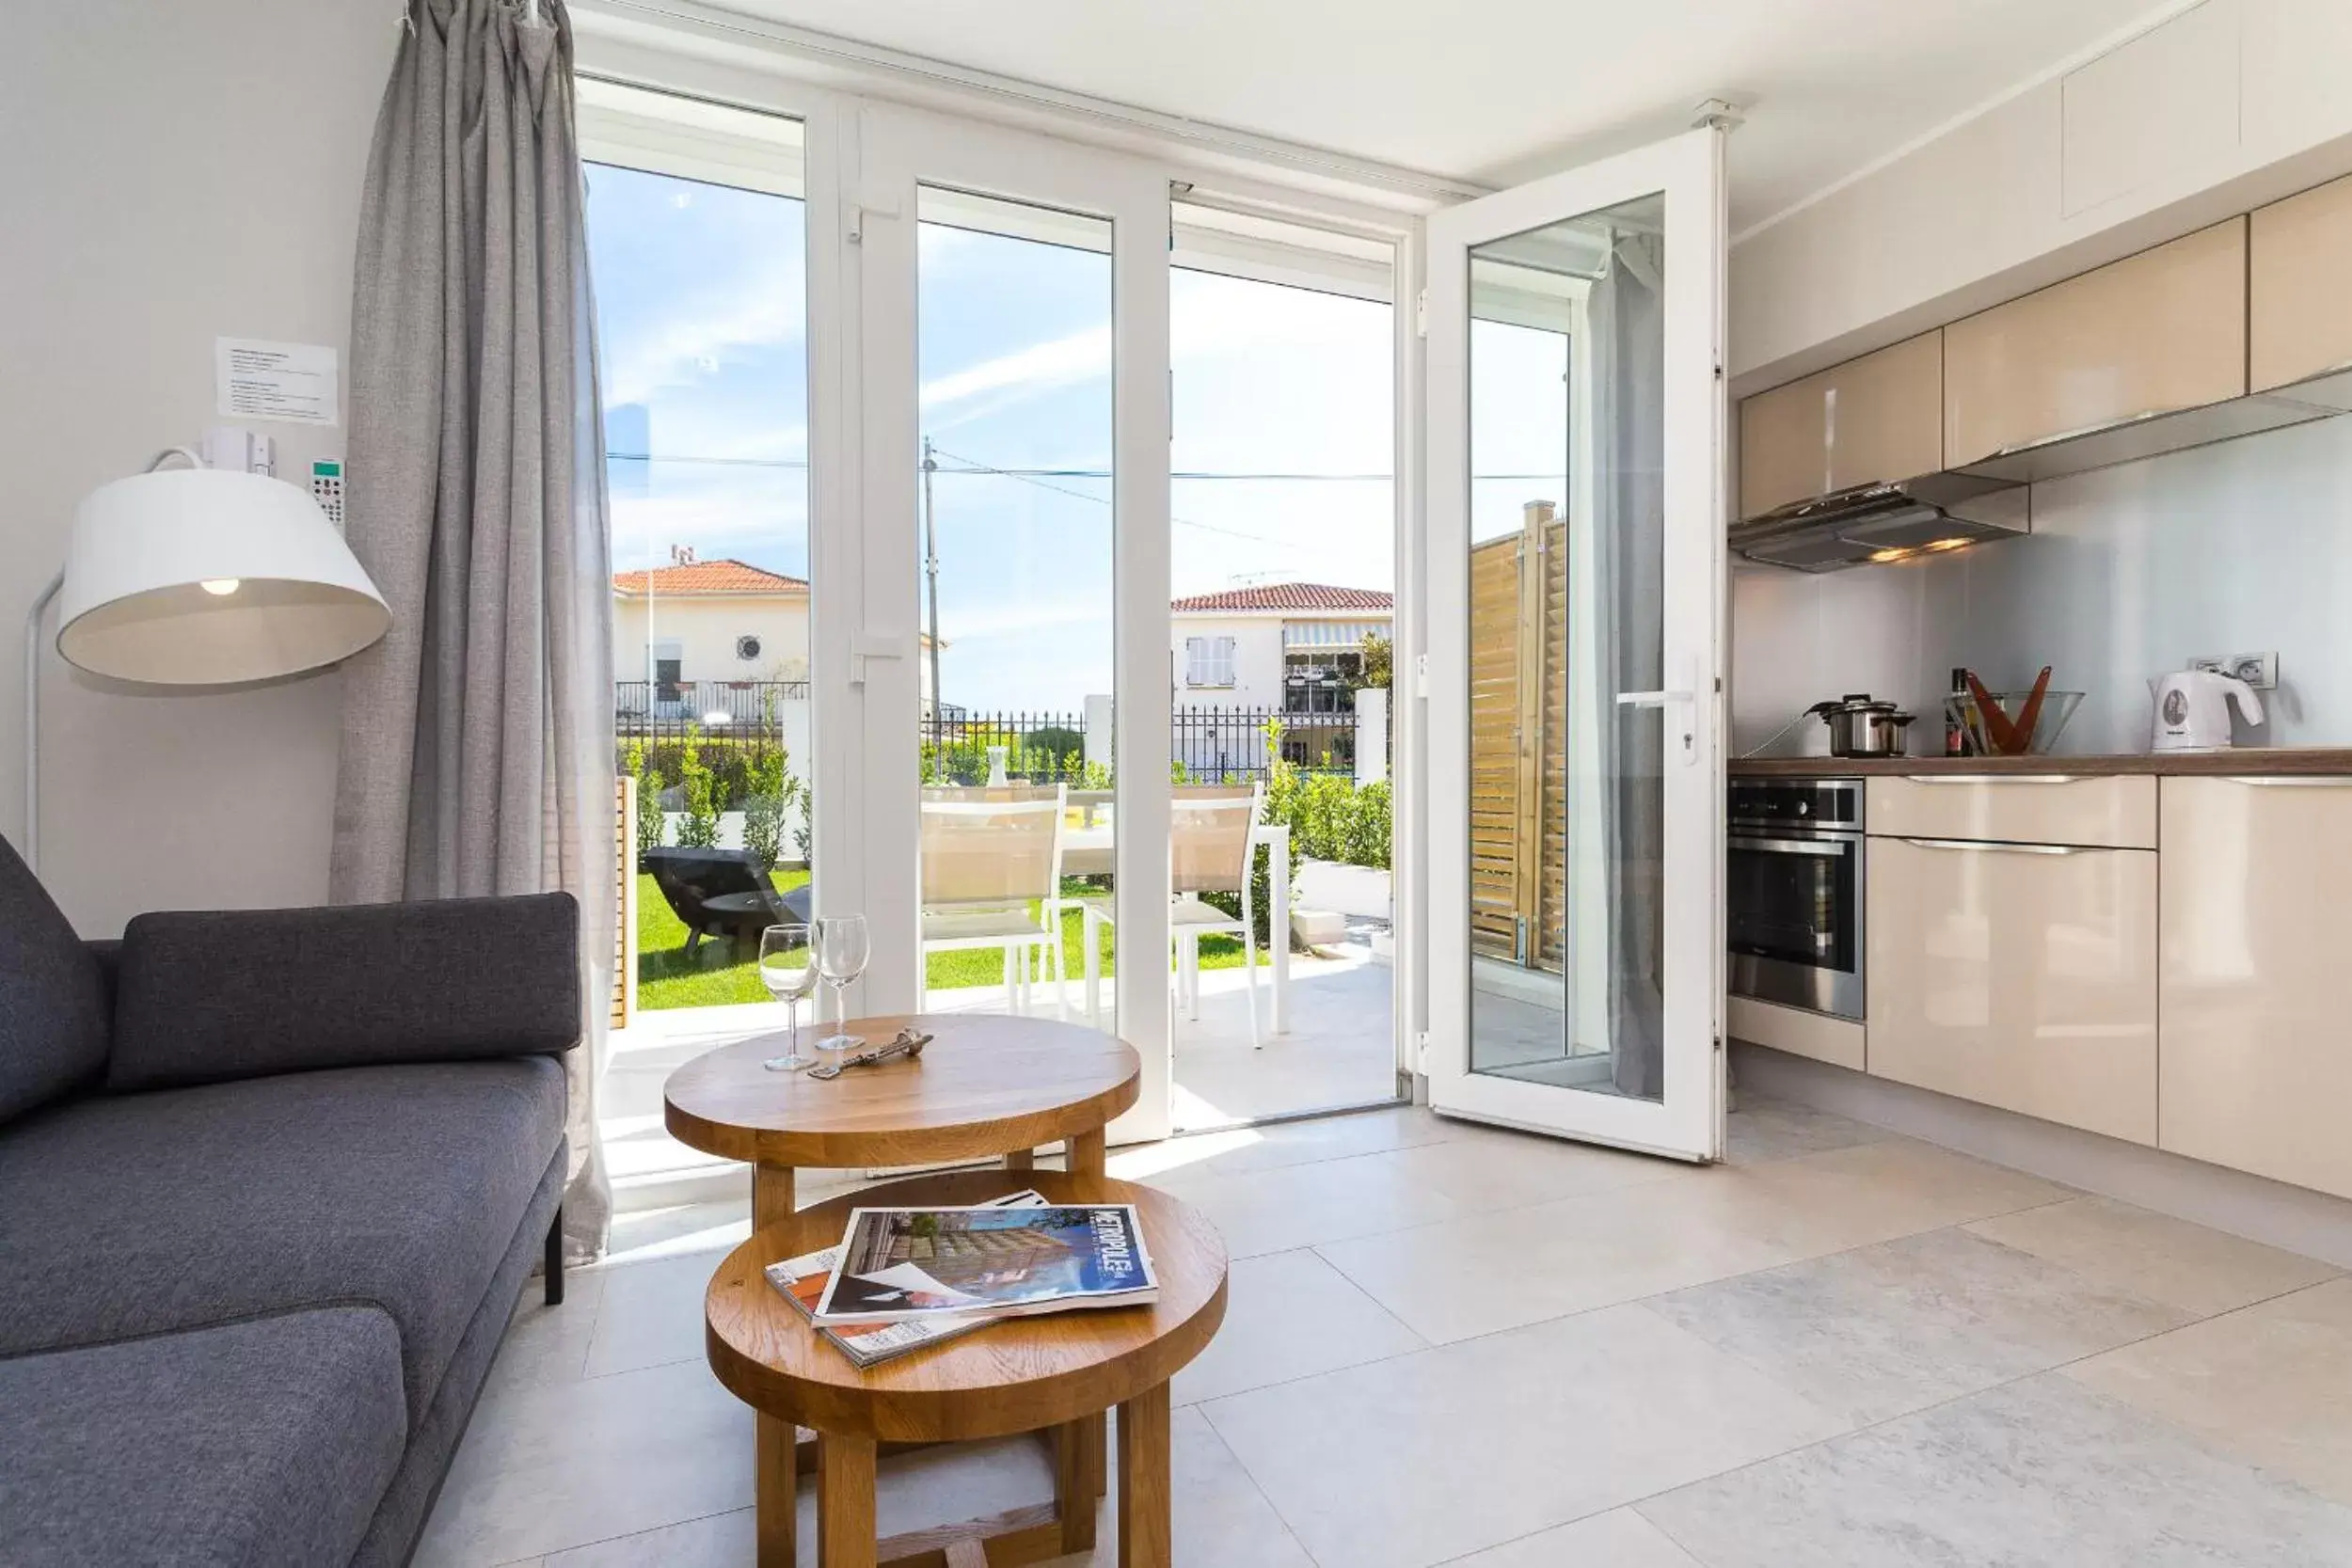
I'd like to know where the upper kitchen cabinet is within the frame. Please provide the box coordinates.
[2159,775,2352,1202]
[2250,173,2352,395]
[1737,330,1943,520]
[1943,219,2249,476]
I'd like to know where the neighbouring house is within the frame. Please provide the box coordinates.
[1170,582,1391,774]
[612,546,936,723]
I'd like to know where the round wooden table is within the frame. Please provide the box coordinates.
[707,1170,1228,1568]
[665,1014,1146,1567]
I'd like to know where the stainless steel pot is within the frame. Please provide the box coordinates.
[1808,694,1916,758]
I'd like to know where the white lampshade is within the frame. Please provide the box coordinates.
[56,467,391,684]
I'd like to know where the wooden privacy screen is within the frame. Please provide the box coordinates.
[1468,499,1570,971]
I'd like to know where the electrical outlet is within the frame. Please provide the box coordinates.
[2227,652,2280,690]
[2188,655,2227,675]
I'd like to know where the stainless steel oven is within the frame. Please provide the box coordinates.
[1727,777,1865,1021]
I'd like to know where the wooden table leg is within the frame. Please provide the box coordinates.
[1069,1128,1106,1179]
[755,1413,798,1568]
[818,1431,878,1568]
[1116,1382,1171,1567]
[1004,1148,1037,1172]
[1053,1417,1099,1554]
[753,1163,796,1230]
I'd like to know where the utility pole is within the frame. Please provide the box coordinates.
[921,436,945,780]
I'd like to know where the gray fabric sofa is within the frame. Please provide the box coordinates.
[0,834,580,1568]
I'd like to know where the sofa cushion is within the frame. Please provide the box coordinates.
[0,834,108,1124]
[0,1306,407,1568]
[0,1056,564,1419]
[109,892,580,1092]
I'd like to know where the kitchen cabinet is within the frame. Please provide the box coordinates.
[1942,219,2248,470]
[2158,775,2352,1200]
[2250,173,2352,394]
[1867,774,2155,850]
[1727,995,1865,1073]
[1737,330,1944,520]
[1867,833,2157,1145]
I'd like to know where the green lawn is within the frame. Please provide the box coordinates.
[634,871,1261,1013]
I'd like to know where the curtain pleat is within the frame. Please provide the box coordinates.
[334,0,614,1260]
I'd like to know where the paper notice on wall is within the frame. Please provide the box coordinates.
[215,338,339,425]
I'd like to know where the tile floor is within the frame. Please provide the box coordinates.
[415,1095,2352,1567]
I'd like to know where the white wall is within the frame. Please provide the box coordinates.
[0,1,396,934]
[1729,0,2352,390]
[612,596,810,685]
[1171,615,1285,707]
[1732,416,2352,757]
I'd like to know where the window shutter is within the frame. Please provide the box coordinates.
[1215,636,1236,686]
[1184,636,1207,686]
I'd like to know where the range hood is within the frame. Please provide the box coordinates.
[1729,476,2026,574]
[1734,362,2352,573]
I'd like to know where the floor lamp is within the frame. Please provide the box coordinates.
[21,447,391,876]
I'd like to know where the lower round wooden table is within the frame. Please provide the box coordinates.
[665,1015,1146,1566]
[707,1170,1229,1568]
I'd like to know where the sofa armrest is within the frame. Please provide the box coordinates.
[107,893,580,1093]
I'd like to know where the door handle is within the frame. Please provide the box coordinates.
[850,631,912,686]
[1614,657,1705,768]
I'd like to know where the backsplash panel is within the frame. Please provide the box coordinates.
[1731,414,2352,757]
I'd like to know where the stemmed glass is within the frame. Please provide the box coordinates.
[815,914,870,1058]
[757,924,820,1072]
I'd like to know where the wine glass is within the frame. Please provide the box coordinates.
[757,925,820,1072]
[815,913,870,1057]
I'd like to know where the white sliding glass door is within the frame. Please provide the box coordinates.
[1425,130,1728,1161]
[843,105,1175,1141]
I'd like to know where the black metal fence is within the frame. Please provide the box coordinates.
[615,680,808,748]
[612,685,1389,784]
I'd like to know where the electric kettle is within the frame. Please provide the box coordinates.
[2150,668,2264,752]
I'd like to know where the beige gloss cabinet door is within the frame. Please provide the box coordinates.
[1737,330,1943,520]
[2159,776,2352,1200]
[2250,174,2352,394]
[1867,774,2155,850]
[1867,836,2156,1145]
[1943,219,2248,469]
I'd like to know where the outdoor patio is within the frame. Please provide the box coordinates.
[600,939,1399,1212]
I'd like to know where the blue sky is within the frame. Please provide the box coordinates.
[586,161,1565,709]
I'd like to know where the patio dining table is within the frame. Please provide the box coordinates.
[1057,791,1289,1035]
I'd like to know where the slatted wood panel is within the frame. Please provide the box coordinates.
[613,775,637,1031]
[1468,500,1569,970]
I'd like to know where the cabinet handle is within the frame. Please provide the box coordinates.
[1897,836,2090,855]
[1901,774,2080,785]
[2223,776,2352,787]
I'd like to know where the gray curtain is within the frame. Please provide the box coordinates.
[332,0,614,1259]
[1587,232,1668,1101]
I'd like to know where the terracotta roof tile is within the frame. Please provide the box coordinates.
[612,559,808,595]
[1168,583,1393,613]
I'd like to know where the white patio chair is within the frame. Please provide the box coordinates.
[917,784,1069,1019]
[1083,782,1263,1048]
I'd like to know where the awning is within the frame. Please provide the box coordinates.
[1283,620,1385,649]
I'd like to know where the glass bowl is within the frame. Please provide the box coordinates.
[1946,689,2083,756]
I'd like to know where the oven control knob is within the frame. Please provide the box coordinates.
[1794,800,1809,816]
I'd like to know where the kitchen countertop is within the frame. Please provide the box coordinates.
[1729,749,2352,778]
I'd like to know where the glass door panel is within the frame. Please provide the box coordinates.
[1427,133,1725,1160]
[913,188,1116,1031]
[853,107,1173,1141]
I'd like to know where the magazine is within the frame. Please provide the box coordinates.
[763,1190,1048,1369]
[811,1202,1158,1325]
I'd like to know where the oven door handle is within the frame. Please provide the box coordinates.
[1727,834,1850,857]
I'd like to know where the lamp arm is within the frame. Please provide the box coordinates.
[23,569,63,877]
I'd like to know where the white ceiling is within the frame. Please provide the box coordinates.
[706,0,2168,230]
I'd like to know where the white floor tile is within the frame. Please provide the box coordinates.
[1200,1304,1849,1568]
[1442,1509,1704,1567]
[1964,1195,2340,1318]
[1173,1247,1426,1406]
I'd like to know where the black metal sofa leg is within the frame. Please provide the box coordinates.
[544,1205,565,1307]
